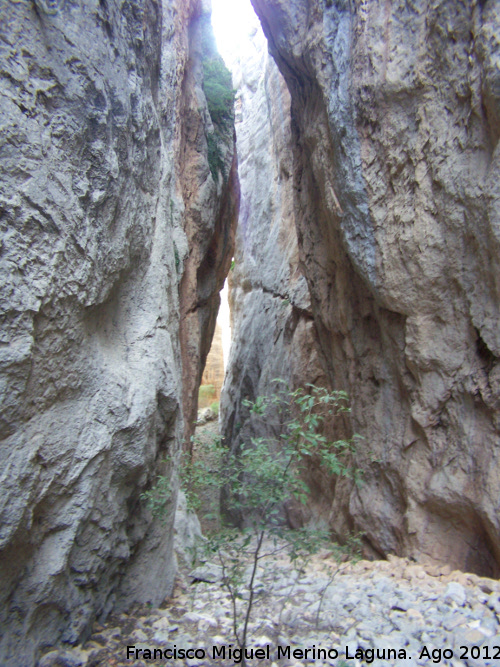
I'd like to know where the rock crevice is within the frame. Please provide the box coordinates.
[221,16,327,514]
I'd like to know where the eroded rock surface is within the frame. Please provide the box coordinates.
[178,16,238,441]
[247,0,500,574]
[0,1,236,663]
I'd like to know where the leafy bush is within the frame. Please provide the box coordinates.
[210,400,219,416]
[206,131,226,181]
[181,434,224,518]
[140,467,173,523]
[202,55,235,181]
[183,381,363,662]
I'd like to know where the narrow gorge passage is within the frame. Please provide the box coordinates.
[1,0,500,666]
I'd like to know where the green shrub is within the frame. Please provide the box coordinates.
[181,434,224,516]
[210,400,219,416]
[140,470,173,523]
[183,381,363,663]
[202,55,235,182]
[206,131,225,181]
[202,57,234,130]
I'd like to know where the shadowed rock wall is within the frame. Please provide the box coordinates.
[247,0,500,574]
[0,0,236,663]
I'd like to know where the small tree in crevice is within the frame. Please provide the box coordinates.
[183,381,363,665]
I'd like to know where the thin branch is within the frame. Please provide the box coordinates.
[315,561,350,628]
[257,542,291,560]
[241,529,265,654]
[217,548,242,648]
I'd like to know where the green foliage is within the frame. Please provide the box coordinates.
[202,55,235,182]
[188,382,362,526]
[241,381,364,495]
[206,131,225,181]
[202,57,235,129]
[198,384,216,407]
[198,383,216,398]
[140,472,172,522]
[210,400,219,416]
[182,382,363,662]
[173,242,180,273]
[181,435,224,516]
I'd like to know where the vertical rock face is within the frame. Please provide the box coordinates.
[249,0,500,574]
[221,23,326,474]
[0,0,236,664]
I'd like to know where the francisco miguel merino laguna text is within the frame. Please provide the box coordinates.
[126,643,411,663]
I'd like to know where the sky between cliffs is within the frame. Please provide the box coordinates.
[211,0,259,65]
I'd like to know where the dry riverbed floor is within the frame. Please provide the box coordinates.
[39,544,500,667]
[39,422,500,667]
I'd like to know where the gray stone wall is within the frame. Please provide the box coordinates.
[251,0,500,574]
[0,0,237,663]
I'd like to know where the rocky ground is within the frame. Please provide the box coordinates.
[37,422,500,667]
[38,539,500,667]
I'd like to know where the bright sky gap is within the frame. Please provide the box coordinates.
[210,0,259,65]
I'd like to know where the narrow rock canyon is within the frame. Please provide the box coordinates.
[221,19,327,485]
[1,0,500,664]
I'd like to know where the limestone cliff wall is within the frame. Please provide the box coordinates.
[0,0,236,663]
[248,0,500,575]
[220,23,326,488]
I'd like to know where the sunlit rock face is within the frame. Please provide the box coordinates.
[0,0,236,663]
[220,23,327,505]
[251,0,500,574]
